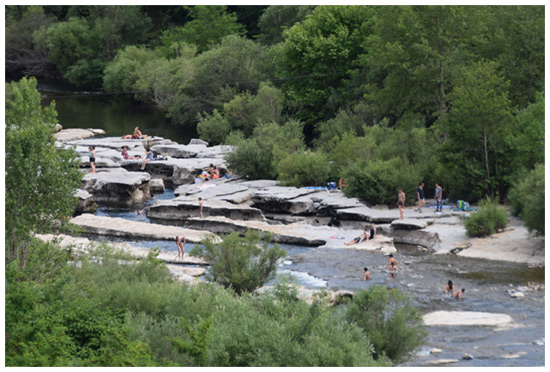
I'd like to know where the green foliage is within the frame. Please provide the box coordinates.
[191,230,286,295]
[257,5,316,45]
[343,158,420,206]
[464,197,509,237]
[277,150,330,187]
[197,109,231,145]
[172,317,213,366]
[103,45,158,93]
[226,120,305,180]
[346,286,427,364]
[507,164,544,235]
[179,6,246,53]
[5,77,82,267]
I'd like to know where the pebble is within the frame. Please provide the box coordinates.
[462,353,474,360]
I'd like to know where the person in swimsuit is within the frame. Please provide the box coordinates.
[397,189,405,219]
[199,197,204,219]
[417,182,425,213]
[88,146,96,174]
[121,146,140,160]
[140,148,154,170]
[345,226,369,245]
[132,126,144,139]
[453,288,465,299]
[176,235,186,260]
[362,267,371,281]
[388,253,398,266]
[386,261,401,278]
[368,223,376,240]
[443,280,455,295]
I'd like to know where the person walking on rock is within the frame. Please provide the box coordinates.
[88,146,96,174]
[397,189,405,219]
[417,182,425,213]
[435,183,443,212]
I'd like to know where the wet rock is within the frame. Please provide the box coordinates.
[429,348,443,354]
[391,229,441,250]
[150,144,207,158]
[507,290,525,298]
[81,169,151,206]
[462,353,474,360]
[502,354,520,359]
[428,359,458,365]
[391,219,428,230]
[74,189,98,214]
[189,138,208,146]
[149,178,165,194]
[423,311,513,326]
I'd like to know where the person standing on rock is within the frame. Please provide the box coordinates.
[199,197,204,219]
[176,235,186,260]
[362,267,371,280]
[417,182,425,213]
[88,146,96,174]
[368,223,377,241]
[397,189,405,219]
[435,183,443,212]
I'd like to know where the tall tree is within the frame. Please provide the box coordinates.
[5,77,82,267]
[257,5,316,45]
[437,61,513,201]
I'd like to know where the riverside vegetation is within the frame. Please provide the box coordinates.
[6,77,426,366]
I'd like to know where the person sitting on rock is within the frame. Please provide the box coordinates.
[362,267,371,281]
[140,148,154,170]
[453,288,465,299]
[443,280,455,295]
[121,146,141,160]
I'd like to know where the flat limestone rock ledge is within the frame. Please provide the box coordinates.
[174,180,248,199]
[55,128,104,142]
[150,144,208,158]
[251,187,323,213]
[423,311,513,326]
[71,214,220,243]
[148,198,265,221]
[335,206,398,223]
[68,136,170,151]
[74,189,98,214]
[166,264,206,282]
[35,233,208,265]
[391,218,429,230]
[391,229,441,250]
[81,169,151,206]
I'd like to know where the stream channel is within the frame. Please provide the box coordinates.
[42,82,545,367]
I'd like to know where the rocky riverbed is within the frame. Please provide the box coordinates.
[54,128,545,367]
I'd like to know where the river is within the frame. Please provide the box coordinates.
[46,79,544,367]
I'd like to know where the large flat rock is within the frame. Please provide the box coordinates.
[71,214,220,243]
[55,128,103,142]
[423,311,513,326]
[335,206,398,223]
[148,198,265,221]
[81,169,151,206]
[195,145,235,158]
[67,136,170,151]
[391,218,429,230]
[251,187,323,213]
[150,144,208,158]
[174,180,248,199]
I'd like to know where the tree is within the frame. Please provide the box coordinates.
[346,286,427,364]
[257,5,315,45]
[508,164,545,235]
[179,6,246,53]
[437,60,513,201]
[5,77,82,267]
[191,230,286,295]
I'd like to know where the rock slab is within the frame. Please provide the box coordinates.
[423,311,513,326]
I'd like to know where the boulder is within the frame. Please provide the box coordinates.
[507,290,525,298]
[150,144,207,158]
[327,290,355,306]
[81,168,151,206]
[149,178,165,194]
[251,187,323,213]
[74,189,98,214]
[147,198,265,221]
[195,145,236,158]
[335,205,397,223]
[423,311,513,326]
[391,229,441,250]
[189,138,209,146]
[70,214,220,243]
[462,353,474,360]
[55,123,63,132]
[391,219,429,230]
[54,128,98,142]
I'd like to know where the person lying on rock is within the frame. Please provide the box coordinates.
[121,146,141,160]
[344,226,369,245]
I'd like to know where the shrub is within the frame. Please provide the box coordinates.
[508,163,544,235]
[342,158,420,205]
[345,286,427,364]
[197,109,231,145]
[464,197,509,237]
[276,150,330,187]
[190,230,286,295]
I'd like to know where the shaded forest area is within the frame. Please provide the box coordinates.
[6,5,544,228]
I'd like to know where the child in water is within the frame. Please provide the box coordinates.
[386,262,401,278]
[362,267,371,281]
[453,288,465,299]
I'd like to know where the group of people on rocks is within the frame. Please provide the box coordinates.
[397,182,444,219]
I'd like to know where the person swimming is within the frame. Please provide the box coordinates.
[453,288,465,299]
[362,267,371,281]
[443,280,455,294]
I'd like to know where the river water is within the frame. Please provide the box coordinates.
[46,80,544,367]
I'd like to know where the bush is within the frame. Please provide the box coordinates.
[196,109,231,145]
[276,150,330,187]
[345,285,427,364]
[464,197,509,237]
[191,230,286,295]
[507,163,544,235]
[342,157,420,205]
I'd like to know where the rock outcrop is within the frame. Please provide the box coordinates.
[81,169,152,206]
[423,311,513,326]
[74,189,98,214]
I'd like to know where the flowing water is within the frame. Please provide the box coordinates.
[44,80,543,367]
